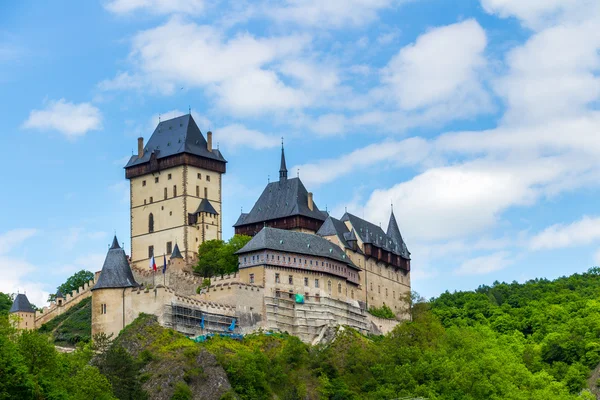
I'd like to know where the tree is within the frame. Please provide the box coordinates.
[195,239,225,277]
[0,292,13,314]
[49,270,94,302]
[194,235,251,277]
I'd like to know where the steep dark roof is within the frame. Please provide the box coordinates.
[317,216,354,250]
[387,211,405,248]
[55,290,65,298]
[234,213,248,226]
[92,236,138,291]
[124,114,226,168]
[171,243,183,259]
[237,227,358,270]
[195,198,218,215]
[9,294,35,313]
[233,177,327,227]
[341,212,410,259]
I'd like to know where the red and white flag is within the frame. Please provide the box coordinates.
[149,256,157,271]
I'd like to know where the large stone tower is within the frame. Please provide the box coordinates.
[124,114,227,269]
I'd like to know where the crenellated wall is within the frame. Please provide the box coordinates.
[35,277,97,328]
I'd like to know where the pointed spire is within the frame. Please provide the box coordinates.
[110,235,120,249]
[387,209,404,246]
[171,243,183,259]
[279,137,288,181]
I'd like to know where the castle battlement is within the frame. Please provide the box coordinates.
[35,277,96,326]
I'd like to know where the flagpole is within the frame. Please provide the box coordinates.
[163,254,166,286]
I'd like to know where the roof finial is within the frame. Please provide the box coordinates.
[345,206,347,212]
[158,114,161,123]
[297,168,299,178]
[268,174,270,183]
[188,105,191,114]
[279,139,288,181]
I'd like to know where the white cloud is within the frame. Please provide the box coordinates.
[382,19,490,114]
[0,229,38,255]
[102,17,312,115]
[363,155,580,241]
[22,99,102,139]
[268,0,402,28]
[494,21,600,125]
[454,251,511,275]
[480,0,596,30]
[530,216,600,250]
[293,137,430,187]
[0,229,48,307]
[215,124,280,150]
[104,0,205,15]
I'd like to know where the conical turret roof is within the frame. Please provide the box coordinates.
[171,243,183,259]
[387,210,404,246]
[92,236,138,291]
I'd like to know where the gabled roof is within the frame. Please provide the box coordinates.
[233,177,327,227]
[317,215,354,250]
[195,198,218,215]
[237,227,358,270]
[10,293,35,313]
[341,212,410,259]
[171,243,183,259]
[124,114,226,169]
[92,236,138,291]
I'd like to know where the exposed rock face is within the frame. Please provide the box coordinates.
[114,314,234,400]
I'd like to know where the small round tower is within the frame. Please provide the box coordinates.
[91,235,138,338]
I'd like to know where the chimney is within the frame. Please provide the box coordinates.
[137,137,144,159]
[207,131,213,152]
[307,192,314,211]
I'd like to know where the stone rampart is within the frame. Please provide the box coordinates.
[35,278,96,327]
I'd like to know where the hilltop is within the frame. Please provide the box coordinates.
[5,268,600,399]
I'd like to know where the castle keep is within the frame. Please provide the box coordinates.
[10,113,412,343]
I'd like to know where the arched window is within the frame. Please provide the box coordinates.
[149,213,154,233]
[338,283,342,293]
[327,280,332,293]
[351,290,354,299]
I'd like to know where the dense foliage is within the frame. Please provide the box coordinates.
[194,234,251,277]
[48,270,94,302]
[0,314,114,399]
[39,297,92,345]
[4,268,600,399]
[0,292,13,314]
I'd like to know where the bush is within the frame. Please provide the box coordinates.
[368,304,396,319]
[171,382,192,400]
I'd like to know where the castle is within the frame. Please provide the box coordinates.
[10,114,412,343]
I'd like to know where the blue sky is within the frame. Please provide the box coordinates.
[1,0,600,306]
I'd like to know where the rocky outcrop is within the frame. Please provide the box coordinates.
[113,314,234,400]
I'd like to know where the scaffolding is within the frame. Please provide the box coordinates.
[164,302,236,336]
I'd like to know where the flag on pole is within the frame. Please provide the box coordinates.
[150,256,157,272]
[162,254,167,274]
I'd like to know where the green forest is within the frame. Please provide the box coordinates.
[3,268,600,399]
